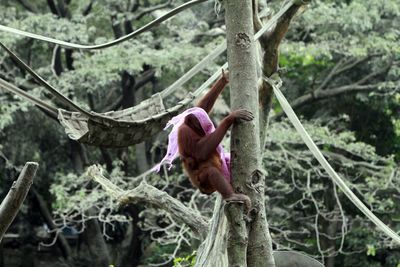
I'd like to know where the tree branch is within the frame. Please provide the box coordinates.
[315,57,348,92]
[0,162,38,242]
[87,165,208,238]
[259,0,308,147]
[316,54,386,92]
[355,64,392,85]
[133,69,155,90]
[272,58,394,119]
[129,0,140,12]
[289,83,383,111]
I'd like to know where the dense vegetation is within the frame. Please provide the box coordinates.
[0,0,399,266]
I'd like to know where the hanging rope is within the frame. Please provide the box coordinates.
[0,78,58,116]
[161,43,226,98]
[0,0,298,147]
[0,0,297,102]
[0,0,207,50]
[166,0,296,98]
[0,42,92,117]
[263,74,400,245]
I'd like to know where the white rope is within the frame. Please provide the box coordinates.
[191,0,296,97]
[0,0,207,50]
[264,74,400,245]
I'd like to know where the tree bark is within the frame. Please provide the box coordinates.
[0,162,38,242]
[82,208,111,267]
[117,205,142,267]
[224,1,274,266]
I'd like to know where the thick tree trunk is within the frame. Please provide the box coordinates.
[82,209,111,267]
[117,206,142,267]
[224,0,275,266]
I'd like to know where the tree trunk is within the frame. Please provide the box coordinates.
[117,205,142,267]
[224,0,275,266]
[82,209,111,267]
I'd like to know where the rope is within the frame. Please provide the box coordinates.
[0,78,58,116]
[0,42,92,116]
[186,0,297,99]
[263,74,400,245]
[0,0,298,106]
[0,0,207,50]
[161,42,226,97]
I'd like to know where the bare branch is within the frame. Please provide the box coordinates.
[315,57,348,92]
[261,3,303,75]
[129,0,140,12]
[87,165,208,238]
[133,69,156,90]
[252,0,264,37]
[315,54,384,91]
[0,162,38,242]
[355,64,391,85]
[334,55,380,76]
[288,83,383,111]
[51,45,63,76]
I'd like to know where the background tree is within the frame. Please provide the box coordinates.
[0,0,398,266]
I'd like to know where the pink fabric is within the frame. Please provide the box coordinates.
[153,107,231,181]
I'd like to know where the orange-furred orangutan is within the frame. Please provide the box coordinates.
[177,71,252,210]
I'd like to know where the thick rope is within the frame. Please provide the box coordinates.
[161,42,226,97]
[264,74,400,245]
[0,78,58,116]
[0,0,298,107]
[0,0,207,50]
[0,42,92,116]
[189,0,296,98]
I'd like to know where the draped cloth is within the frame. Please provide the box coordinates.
[153,107,231,181]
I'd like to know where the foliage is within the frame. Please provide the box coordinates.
[264,118,399,265]
[0,0,399,266]
[173,251,196,267]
